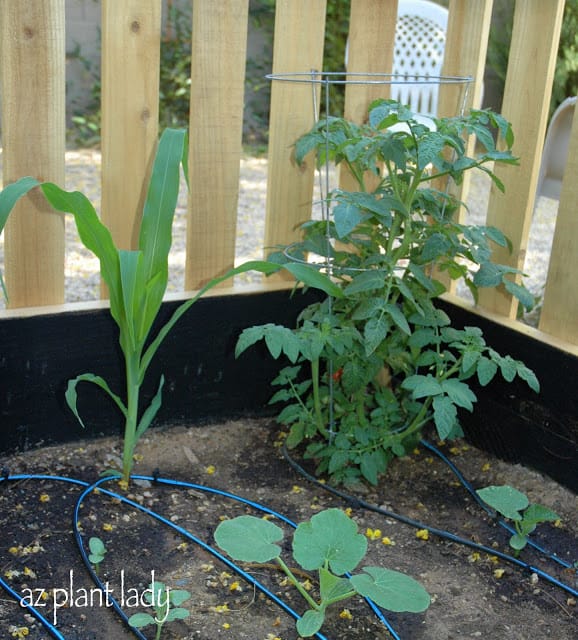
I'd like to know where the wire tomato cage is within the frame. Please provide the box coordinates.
[267,71,474,271]
[266,70,474,437]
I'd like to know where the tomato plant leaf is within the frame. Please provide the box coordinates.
[476,356,498,386]
[433,395,458,440]
[441,379,477,411]
[402,374,443,399]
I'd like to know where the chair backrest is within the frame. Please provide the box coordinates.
[392,0,449,114]
[537,96,577,201]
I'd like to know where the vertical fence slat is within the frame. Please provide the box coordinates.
[440,0,492,118]
[476,0,564,319]
[437,0,493,292]
[338,0,397,193]
[100,0,161,258]
[185,0,249,289]
[344,0,397,120]
[539,108,578,344]
[264,0,327,273]
[0,0,65,308]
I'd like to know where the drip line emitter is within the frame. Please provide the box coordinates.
[1,73,576,639]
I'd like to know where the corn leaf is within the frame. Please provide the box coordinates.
[0,176,41,231]
[118,250,142,352]
[65,373,127,429]
[39,183,123,327]
[137,128,187,339]
[135,375,165,440]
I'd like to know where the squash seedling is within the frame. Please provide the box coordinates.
[128,580,191,640]
[0,128,342,485]
[476,485,560,555]
[215,508,429,637]
[87,537,107,575]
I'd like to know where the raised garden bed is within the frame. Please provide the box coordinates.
[1,102,576,640]
[0,290,576,640]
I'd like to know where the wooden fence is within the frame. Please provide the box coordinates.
[0,0,576,356]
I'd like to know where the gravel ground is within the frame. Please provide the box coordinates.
[0,149,557,315]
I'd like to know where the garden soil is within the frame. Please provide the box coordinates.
[0,419,576,640]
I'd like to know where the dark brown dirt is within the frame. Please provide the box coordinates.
[0,419,576,640]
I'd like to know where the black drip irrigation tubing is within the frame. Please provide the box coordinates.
[0,471,399,640]
[281,441,578,601]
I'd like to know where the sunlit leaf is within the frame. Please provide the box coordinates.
[214,515,284,563]
[350,567,430,612]
[476,485,529,521]
[293,508,367,575]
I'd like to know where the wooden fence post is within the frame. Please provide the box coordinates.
[437,0,493,292]
[338,0,397,193]
[264,0,327,276]
[100,0,161,261]
[476,0,564,319]
[344,0,397,121]
[0,0,65,308]
[185,0,249,289]
[539,105,578,345]
[440,0,492,119]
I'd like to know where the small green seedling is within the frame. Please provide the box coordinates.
[214,508,429,637]
[87,537,107,575]
[476,485,560,555]
[128,581,191,640]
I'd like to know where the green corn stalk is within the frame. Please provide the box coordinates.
[0,128,342,484]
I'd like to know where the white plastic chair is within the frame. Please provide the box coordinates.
[345,0,449,115]
[537,96,577,201]
[392,0,449,115]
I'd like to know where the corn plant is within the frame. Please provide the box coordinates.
[0,128,342,484]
